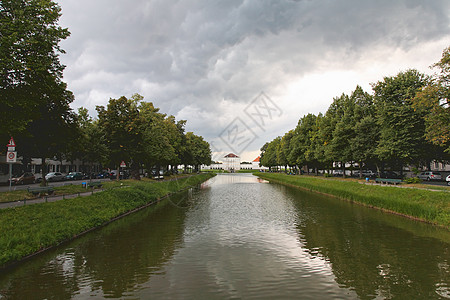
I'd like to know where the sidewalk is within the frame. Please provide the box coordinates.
[0,189,105,209]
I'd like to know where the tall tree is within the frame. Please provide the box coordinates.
[76,108,108,175]
[350,86,379,176]
[0,0,70,142]
[413,46,450,154]
[184,132,211,172]
[96,95,142,174]
[139,101,175,174]
[260,137,280,171]
[373,69,429,173]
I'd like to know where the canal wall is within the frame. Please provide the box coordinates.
[256,172,450,229]
[0,173,215,270]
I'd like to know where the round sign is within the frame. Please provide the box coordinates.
[8,152,15,160]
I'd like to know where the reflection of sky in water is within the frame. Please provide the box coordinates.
[138,173,357,299]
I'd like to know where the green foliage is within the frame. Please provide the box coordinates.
[0,0,71,141]
[0,173,215,268]
[413,47,450,153]
[94,95,211,175]
[373,69,429,166]
[404,177,421,184]
[256,172,450,228]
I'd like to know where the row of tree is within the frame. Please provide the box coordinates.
[260,47,450,177]
[0,0,211,182]
[76,94,212,179]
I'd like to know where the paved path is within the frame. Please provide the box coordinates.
[0,178,111,193]
[0,189,105,209]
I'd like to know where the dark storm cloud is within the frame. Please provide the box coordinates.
[57,0,450,156]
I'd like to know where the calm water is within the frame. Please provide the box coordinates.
[0,173,449,299]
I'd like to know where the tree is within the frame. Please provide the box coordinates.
[291,114,319,174]
[373,69,429,174]
[0,0,70,142]
[350,86,379,177]
[322,94,355,176]
[96,95,142,176]
[184,132,211,172]
[279,130,294,172]
[413,46,450,153]
[139,101,175,174]
[15,81,77,185]
[76,108,108,175]
[260,137,280,171]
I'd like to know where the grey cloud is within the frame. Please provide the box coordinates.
[57,0,450,149]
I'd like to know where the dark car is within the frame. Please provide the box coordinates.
[379,171,403,179]
[65,172,84,181]
[109,170,130,180]
[9,172,36,185]
[96,172,110,179]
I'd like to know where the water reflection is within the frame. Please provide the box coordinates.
[278,184,450,299]
[0,173,449,299]
[0,197,189,299]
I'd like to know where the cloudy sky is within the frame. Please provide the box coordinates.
[56,0,450,162]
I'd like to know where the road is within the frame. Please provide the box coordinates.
[0,178,112,193]
[420,180,449,187]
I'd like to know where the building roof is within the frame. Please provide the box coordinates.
[224,153,239,158]
[253,156,260,162]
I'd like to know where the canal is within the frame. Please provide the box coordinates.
[0,173,449,299]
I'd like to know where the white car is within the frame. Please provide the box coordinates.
[45,172,65,182]
[417,171,442,181]
[446,174,450,186]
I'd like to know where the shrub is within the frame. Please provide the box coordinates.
[404,177,421,184]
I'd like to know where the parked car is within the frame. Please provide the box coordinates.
[95,171,110,179]
[109,170,130,180]
[379,171,403,179]
[446,175,450,186]
[9,172,36,185]
[354,170,376,178]
[332,169,343,176]
[151,169,164,180]
[45,172,65,182]
[65,172,84,181]
[417,171,442,181]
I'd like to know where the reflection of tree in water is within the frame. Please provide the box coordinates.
[0,196,189,299]
[284,186,450,300]
[79,198,188,298]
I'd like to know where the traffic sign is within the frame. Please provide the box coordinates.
[7,137,16,147]
[6,151,16,163]
[120,161,126,168]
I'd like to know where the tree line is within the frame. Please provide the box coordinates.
[260,47,450,177]
[0,0,211,182]
[77,94,212,179]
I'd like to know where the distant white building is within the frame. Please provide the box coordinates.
[223,153,240,171]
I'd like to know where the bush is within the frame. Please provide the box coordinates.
[404,177,422,184]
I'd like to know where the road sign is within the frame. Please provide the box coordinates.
[6,151,16,163]
[120,161,126,168]
[7,137,15,152]
[7,137,16,147]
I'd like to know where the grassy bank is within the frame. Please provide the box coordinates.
[0,173,215,268]
[256,172,450,228]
